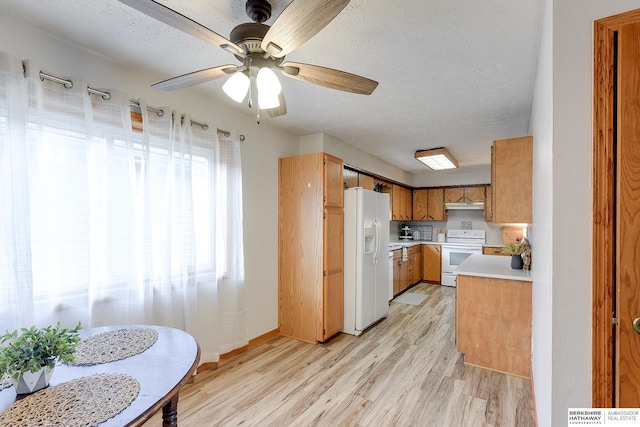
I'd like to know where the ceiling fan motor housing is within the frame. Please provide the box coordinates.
[246,0,272,23]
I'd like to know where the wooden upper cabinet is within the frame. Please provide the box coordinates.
[464,186,486,203]
[391,185,401,220]
[444,186,485,203]
[343,168,358,189]
[491,136,533,223]
[358,174,375,190]
[323,154,343,208]
[484,185,493,221]
[413,189,428,221]
[404,187,413,220]
[427,188,446,221]
[444,187,465,203]
[392,184,412,221]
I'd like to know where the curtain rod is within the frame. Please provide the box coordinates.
[37,70,241,139]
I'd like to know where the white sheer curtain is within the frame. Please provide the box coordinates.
[0,52,246,363]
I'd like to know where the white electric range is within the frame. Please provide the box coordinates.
[441,229,486,286]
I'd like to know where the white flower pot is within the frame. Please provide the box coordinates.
[11,366,54,394]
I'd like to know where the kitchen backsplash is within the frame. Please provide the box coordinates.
[390,209,504,245]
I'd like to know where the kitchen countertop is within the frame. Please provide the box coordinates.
[389,241,441,250]
[455,254,532,282]
[389,241,504,249]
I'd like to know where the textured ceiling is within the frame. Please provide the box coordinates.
[1,0,543,176]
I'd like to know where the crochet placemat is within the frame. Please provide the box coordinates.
[0,373,140,426]
[71,328,158,366]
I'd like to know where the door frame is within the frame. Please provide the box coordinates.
[592,8,640,408]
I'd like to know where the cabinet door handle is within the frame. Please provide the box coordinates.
[633,317,640,335]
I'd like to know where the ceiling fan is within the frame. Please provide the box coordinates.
[118,0,379,121]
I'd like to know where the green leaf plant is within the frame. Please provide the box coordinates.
[0,322,81,383]
[501,240,531,255]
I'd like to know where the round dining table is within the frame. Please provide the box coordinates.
[0,324,200,427]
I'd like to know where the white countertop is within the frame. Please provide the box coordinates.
[455,254,533,282]
[390,241,504,249]
[389,241,441,250]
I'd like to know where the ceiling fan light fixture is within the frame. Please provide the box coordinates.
[256,67,282,95]
[258,90,280,109]
[414,148,459,170]
[222,72,250,103]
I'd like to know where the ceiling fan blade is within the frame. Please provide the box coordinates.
[261,0,349,58]
[152,65,240,91]
[118,0,244,56]
[265,92,287,117]
[281,62,378,95]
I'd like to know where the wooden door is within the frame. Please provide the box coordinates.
[593,9,640,407]
[616,21,640,408]
[322,206,344,341]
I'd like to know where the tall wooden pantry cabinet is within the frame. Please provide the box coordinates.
[278,152,344,343]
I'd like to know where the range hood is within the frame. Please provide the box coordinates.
[445,202,485,210]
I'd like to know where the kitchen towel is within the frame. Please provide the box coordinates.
[402,246,408,262]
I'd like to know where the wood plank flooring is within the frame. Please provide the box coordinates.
[143,283,536,426]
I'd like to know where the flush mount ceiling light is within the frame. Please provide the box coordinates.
[414,148,459,170]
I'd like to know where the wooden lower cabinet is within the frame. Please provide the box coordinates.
[323,206,344,339]
[392,246,423,296]
[482,246,508,256]
[411,247,422,285]
[423,244,441,283]
[456,274,532,378]
[392,250,404,296]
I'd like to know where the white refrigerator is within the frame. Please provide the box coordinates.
[343,188,390,336]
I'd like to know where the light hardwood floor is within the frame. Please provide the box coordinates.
[143,283,536,426]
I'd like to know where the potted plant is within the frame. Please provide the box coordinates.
[501,240,531,269]
[0,322,81,394]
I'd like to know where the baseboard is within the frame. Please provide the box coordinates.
[197,329,280,373]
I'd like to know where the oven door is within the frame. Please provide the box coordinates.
[441,244,482,286]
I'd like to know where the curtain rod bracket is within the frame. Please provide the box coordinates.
[37,72,241,137]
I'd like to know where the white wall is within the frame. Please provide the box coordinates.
[529,0,553,424]
[300,132,413,185]
[533,1,640,426]
[0,15,300,341]
[412,164,491,187]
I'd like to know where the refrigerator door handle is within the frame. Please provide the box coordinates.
[373,218,380,265]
